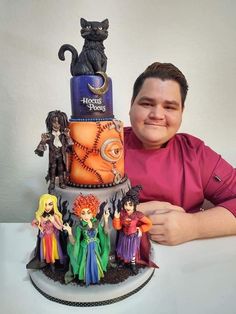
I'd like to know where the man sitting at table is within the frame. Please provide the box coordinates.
[124,62,236,245]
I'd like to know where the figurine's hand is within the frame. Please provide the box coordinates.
[31,219,38,228]
[137,227,142,237]
[87,220,93,228]
[103,209,110,222]
[63,223,72,236]
[48,215,55,222]
[41,133,50,142]
[64,128,70,137]
[103,209,110,234]
[37,223,43,233]
[31,218,43,232]
[114,210,120,219]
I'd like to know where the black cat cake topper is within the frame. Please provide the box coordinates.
[58,18,109,76]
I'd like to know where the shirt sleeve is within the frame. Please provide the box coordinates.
[200,145,236,216]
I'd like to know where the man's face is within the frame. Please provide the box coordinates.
[129,78,183,149]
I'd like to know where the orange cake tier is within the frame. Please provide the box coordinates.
[69,119,125,186]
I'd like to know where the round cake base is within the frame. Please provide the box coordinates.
[28,267,155,306]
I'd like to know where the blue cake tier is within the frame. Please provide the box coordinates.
[70,75,114,120]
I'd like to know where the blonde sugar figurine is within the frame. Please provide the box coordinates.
[27,194,65,271]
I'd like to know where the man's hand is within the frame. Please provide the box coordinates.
[149,209,196,245]
[137,201,196,245]
[137,201,236,245]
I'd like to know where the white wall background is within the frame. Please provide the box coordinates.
[0,0,235,222]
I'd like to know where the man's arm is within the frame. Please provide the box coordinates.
[137,201,236,245]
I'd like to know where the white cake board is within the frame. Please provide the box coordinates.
[28,267,155,306]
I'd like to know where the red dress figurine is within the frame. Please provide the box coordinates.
[113,186,157,273]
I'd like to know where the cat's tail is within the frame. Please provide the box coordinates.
[58,44,78,76]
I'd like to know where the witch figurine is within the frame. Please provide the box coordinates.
[63,194,110,286]
[26,194,65,271]
[34,110,73,193]
[113,186,157,274]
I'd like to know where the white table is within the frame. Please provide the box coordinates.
[1,223,236,314]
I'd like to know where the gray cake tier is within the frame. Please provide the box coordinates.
[54,178,131,213]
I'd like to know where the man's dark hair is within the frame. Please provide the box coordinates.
[131,62,189,106]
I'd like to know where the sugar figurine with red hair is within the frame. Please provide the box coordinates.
[63,194,110,285]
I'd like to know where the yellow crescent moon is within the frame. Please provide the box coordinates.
[88,71,109,95]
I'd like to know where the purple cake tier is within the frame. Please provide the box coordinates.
[70,75,114,120]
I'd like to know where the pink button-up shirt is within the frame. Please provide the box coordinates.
[124,127,236,216]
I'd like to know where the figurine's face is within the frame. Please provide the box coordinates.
[129,78,183,149]
[44,198,54,212]
[124,201,135,215]
[80,208,93,222]
[52,117,61,132]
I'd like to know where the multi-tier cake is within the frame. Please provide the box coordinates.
[27,18,157,306]
[53,18,130,212]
